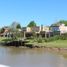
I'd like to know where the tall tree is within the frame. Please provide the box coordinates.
[51,20,67,26]
[10,22,20,30]
[16,24,21,29]
[27,21,37,27]
[0,28,5,33]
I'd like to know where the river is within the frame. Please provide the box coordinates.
[0,46,67,67]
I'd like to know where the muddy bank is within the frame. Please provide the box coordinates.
[0,41,67,52]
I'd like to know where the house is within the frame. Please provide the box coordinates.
[22,27,31,32]
[31,26,41,33]
[50,24,67,35]
[40,26,50,37]
[41,26,50,32]
[0,27,13,37]
[50,26,60,32]
[59,24,67,34]
[31,26,50,33]
[22,27,32,38]
[50,25,60,35]
[22,26,51,38]
[30,26,50,38]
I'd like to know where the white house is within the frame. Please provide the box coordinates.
[51,23,67,34]
[59,24,67,34]
[22,27,31,32]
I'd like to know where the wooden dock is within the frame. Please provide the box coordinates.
[4,40,29,47]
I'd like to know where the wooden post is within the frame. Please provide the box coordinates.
[24,31,26,39]
[45,32,47,38]
[49,32,50,38]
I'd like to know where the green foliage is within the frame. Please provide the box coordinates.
[2,38,13,42]
[37,38,43,43]
[27,21,37,27]
[51,20,67,26]
[44,35,60,42]
[44,34,67,42]
[59,20,67,26]
[0,28,4,33]
[44,37,54,42]
[16,24,21,29]
[10,22,22,31]
[60,33,67,40]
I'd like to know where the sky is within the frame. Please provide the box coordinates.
[0,0,67,27]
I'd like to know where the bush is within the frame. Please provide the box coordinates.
[28,33,67,43]
[44,33,67,42]
[44,35,60,42]
[44,37,54,42]
[37,38,43,43]
[53,35,60,40]
[60,33,67,40]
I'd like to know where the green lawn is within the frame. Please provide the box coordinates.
[0,37,67,48]
[0,37,13,43]
[46,40,67,48]
[27,39,67,48]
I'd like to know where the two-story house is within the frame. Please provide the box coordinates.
[50,24,67,35]
[22,26,50,38]
[22,27,31,32]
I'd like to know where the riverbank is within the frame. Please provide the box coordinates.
[26,39,67,51]
[26,39,67,47]
[0,37,67,51]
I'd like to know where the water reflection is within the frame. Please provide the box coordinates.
[0,46,67,67]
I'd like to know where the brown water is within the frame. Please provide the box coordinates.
[0,46,67,67]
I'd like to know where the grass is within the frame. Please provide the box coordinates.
[27,39,67,48]
[0,37,13,43]
[0,37,67,48]
[46,40,67,48]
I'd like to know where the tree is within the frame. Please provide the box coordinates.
[51,20,67,26]
[16,24,21,29]
[0,28,4,33]
[27,21,37,27]
[59,20,67,26]
[10,21,22,30]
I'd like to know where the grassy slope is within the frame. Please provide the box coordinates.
[46,40,67,48]
[0,37,13,43]
[0,37,67,48]
[27,39,67,48]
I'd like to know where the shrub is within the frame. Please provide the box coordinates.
[44,37,54,42]
[44,33,67,42]
[44,35,60,42]
[53,35,60,40]
[37,38,43,43]
[60,33,67,40]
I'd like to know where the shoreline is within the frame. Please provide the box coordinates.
[0,42,67,52]
[0,39,67,52]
